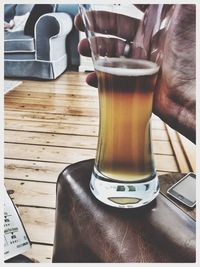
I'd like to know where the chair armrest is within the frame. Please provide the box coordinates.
[35,12,73,61]
[53,159,196,263]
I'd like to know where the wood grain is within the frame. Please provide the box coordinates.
[5,144,178,172]
[178,133,196,172]
[17,206,55,244]
[5,90,98,101]
[5,143,96,163]
[5,130,98,149]
[5,130,172,154]
[5,96,99,108]
[5,110,99,125]
[5,179,56,208]
[23,244,53,263]
[165,125,190,173]
[4,159,66,182]
[5,119,98,136]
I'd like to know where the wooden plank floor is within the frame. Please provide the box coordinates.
[4,71,195,263]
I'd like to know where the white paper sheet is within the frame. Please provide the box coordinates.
[4,186,31,261]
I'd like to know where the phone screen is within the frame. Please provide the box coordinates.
[173,175,196,202]
[167,173,196,207]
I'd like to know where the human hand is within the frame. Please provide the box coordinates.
[152,4,196,144]
[4,19,15,30]
[75,4,196,143]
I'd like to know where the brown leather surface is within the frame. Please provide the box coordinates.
[52,159,196,263]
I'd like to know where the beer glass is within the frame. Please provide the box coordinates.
[79,4,163,208]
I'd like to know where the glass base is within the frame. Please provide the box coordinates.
[90,171,160,208]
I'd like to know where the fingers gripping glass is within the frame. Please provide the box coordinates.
[79,4,164,208]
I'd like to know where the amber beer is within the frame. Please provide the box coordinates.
[94,58,159,182]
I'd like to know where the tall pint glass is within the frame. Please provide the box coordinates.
[79,4,163,208]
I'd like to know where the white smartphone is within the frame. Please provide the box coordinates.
[167,172,196,208]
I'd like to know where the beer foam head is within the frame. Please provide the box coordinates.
[95,58,159,76]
